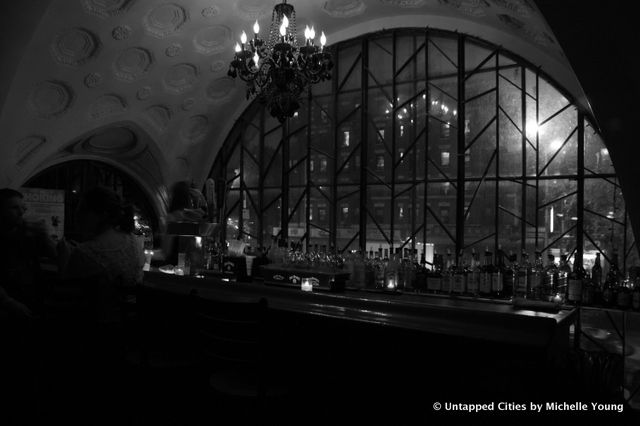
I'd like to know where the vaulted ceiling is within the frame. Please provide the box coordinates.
[0,0,587,213]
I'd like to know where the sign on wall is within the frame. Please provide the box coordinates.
[20,187,65,241]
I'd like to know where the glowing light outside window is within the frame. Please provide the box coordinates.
[400,125,404,137]
[378,129,385,144]
[343,131,350,147]
[376,155,385,169]
[320,158,327,172]
[441,152,450,166]
[549,139,563,152]
[550,206,554,233]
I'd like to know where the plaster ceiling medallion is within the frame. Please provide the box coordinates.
[88,94,127,120]
[438,0,488,17]
[206,77,235,102]
[193,25,232,56]
[379,0,428,7]
[163,63,199,94]
[489,0,536,18]
[84,72,104,88]
[82,0,135,19]
[113,47,154,82]
[321,0,367,18]
[201,5,220,18]
[210,60,225,73]
[50,27,101,67]
[181,98,195,111]
[165,43,183,57]
[497,14,556,48]
[82,127,137,154]
[180,115,209,143]
[136,86,153,100]
[28,80,74,118]
[144,105,172,133]
[112,25,132,40]
[235,0,274,21]
[14,135,47,168]
[143,3,189,39]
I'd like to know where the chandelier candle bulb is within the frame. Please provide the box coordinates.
[241,31,247,48]
[253,20,260,37]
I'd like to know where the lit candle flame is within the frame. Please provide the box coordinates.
[310,26,316,40]
[253,20,260,35]
[253,52,259,66]
[282,15,289,28]
[279,22,286,37]
[235,42,241,53]
[304,25,310,40]
[240,31,247,44]
[320,31,326,46]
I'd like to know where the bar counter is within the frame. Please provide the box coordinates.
[142,269,576,355]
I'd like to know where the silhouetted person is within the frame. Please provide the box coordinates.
[0,188,57,425]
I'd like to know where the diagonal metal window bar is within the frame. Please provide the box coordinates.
[428,81,458,102]
[394,182,419,199]
[339,231,360,253]
[464,87,496,105]
[287,156,307,175]
[309,221,331,235]
[367,115,394,159]
[626,240,637,264]
[426,205,456,245]
[498,205,535,227]
[428,38,458,70]
[337,52,362,93]
[537,190,577,210]
[309,145,335,160]
[464,232,496,250]
[286,189,307,224]
[261,140,283,181]
[395,41,426,78]
[583,231,612,265]
[337,104,362,127]
[241,183,258,212]
[337,187,361,201]
[262,193,282,212]
[366,209,391,244]
[464,49,498,80]
[364,169,393,190]
[498,105,523,134]
[540,224,577,254]
[464,149,497,220]
[394,126,427,169]
[224,197,241,220]
[538,103,572,127]
[398,224,425,250]
[366,71,394,105]
[371,38,392,56]
[498,72,524,92]
[396,88,426,112]
[583,172,620,188]
[426,156,457,189]
[584,208,625,227]
[242,145,260,167]
[539,126,578,175]
[309,181,332,203]
[465,116,497,151]
[336,143,361,175]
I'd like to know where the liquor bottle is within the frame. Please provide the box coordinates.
[616,272,632,310]
[352,250,366,289]
[557,254,571,303]
[479,249,493,297]
[427,253,443,294]
[491,249,504,298]
[567,261,585,305]
[632,277,640,311]
[543,254,557,302]
[602,249,620,307]
[452,251,466,296]
[442,249,453,295]
[530,251,544,300]
[514,251,530,299]
[374,250,385,289]
[591,253,603,305]
[502,251,516,299]
[467,250,480,297]
[384,248,400,291]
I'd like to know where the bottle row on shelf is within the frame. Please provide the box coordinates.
[203,236,640,311]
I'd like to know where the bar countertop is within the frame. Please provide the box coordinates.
[141,270,577,349]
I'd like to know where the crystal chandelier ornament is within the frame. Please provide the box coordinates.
[228,1,333,123]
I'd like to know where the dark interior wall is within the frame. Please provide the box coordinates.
[0,1,51,117]
[536,0,640,250]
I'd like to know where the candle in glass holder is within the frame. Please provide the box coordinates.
[143,249,154,271]
[386,277,397,291]
[552,293,563,304]
[301,277,313,292]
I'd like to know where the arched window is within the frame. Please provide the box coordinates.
[210,29,637,272]
[25,160,158,243]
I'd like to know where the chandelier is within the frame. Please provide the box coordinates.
[228,1,333,123]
